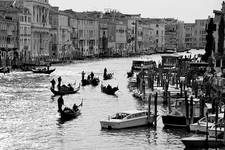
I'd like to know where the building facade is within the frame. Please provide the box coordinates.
[184,23,195,49]
[194,19,207,49]
[19,0,51,62]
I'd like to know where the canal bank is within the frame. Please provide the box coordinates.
[0,49,207,150]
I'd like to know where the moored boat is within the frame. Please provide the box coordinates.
[162,97,207,128]
[181,136,225,148]
[190,113,224,133]
[100,110,154,129]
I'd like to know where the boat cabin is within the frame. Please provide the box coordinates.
[110,110,148,120]
[161,54,182,71]
[173,98,208,117]
[132,59,156,71]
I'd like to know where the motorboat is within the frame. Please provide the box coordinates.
[100,110,154,129]
[190,113,224,133]
[162,97,207,128]
[208,122,224,138]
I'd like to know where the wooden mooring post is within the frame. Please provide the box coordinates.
[148,94,152,125]
[185,91,189,126]
[154,92,158,128]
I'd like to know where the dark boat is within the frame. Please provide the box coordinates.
[32,68,55,74]
[50,84,80,96]
[182,137,225,148]
[91,77,100,86]
[101,84,119,95]
[0,67,10,73]
[59,101,83,120]
[81,79,91,86]
[20,65,35,71]
[127,71,133,78]
[103,73,113,80]
[162,98,205,128]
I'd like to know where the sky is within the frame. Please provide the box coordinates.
[50,0,224,23]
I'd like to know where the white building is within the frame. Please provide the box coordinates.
[18,0,51,62]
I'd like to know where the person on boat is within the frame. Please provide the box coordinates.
[81,71,85,81]
[90,72,94,80]
[104,67,107,78]
[73,104,78,112]
[87,75,90,81]
[58,76,62,90]
[47,64,50,71]
[67,84,74,91]
[107,84,112,91]
[58,95,64,113]
[50,79,56,89]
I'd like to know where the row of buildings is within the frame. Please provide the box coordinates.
[0,0,215,67]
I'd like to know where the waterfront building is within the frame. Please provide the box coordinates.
[19,7,32,64]
[142,24,154,54]
[0,1,19,67]
[77,15,99,57]
[213,2,225,71]
[194,19,207,49]
[115,21,127,57]
[184,23,195,49]
[147,18,165,53]
[18,0,51,62]
[164,18,178,52]
[99,19,109,57]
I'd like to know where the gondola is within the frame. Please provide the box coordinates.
[90,77,100,86]
[103,73,113,80]
[50,84,80,96]
[101,84,119,95]
[59,101,83,120]
[0,67,10,73]
[32,68,55,74]
[81,79,91,86]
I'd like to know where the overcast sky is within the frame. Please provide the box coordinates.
[50,0,224,23]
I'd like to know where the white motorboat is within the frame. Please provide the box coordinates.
[100,110,154,129]
[208,123,224,137]
[190,113,224,133]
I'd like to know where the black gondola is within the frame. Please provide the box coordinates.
[81,79,91,86]
[91,77,100,86]
[103,73,113,80]
[32,68,55,74]
[59,101,83,120]
[50,84,80,96]
[101,84,119,95]
[0,67,10,73]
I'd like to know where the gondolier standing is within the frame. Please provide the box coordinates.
[58,95,64,113]
[58,76,62,90]
[50,79,56,89]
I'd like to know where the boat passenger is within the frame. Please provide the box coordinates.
[68,84,74,91]
[50,79,56,89]
[58,76,62,90]
[73,104,78,111]
[90,72,94,80]
[87,75,90,81]
[104,68,107,77]
[107,84,112,90]
[82,71,85,81]
[58,95,64,113]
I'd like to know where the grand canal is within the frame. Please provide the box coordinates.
[0,50,219,150]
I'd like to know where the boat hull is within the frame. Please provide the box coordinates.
[162,115,201,128]
[100,116,154,129]
[50,86,80,96]
[182,137,225,148]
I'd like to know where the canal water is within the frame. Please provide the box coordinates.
[0,50,219,150]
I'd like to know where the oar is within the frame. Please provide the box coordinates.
[79,99,83,107]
